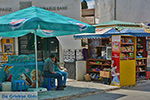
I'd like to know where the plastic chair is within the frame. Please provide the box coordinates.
[43,78,56,90]
[12,80,28,91]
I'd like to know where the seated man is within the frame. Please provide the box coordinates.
[43,54,64,90]
[54,60,68,87]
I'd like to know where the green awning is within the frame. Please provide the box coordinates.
[95,20,141,28]
[0,6,95,37]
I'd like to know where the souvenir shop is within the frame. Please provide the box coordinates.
[75,28,150,86]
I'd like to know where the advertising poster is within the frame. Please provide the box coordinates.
[111,35,121,86]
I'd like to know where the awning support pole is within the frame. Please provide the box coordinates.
[34,29,39,89]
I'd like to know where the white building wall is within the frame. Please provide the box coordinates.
[32,0,80,20]
[116,0,150,23]
[0,0,80,20]
[95,0,150,23]
[95,0,114,24]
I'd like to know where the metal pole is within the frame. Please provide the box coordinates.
[114,0,116,20]
[34,30,39,89]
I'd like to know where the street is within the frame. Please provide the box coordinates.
[73,81,150,100]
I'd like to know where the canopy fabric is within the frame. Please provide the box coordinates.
[107,29,150,37]
[0,6,95,37]
[74,28,116,39]
[74,28,150,39]
[95,20,141,28]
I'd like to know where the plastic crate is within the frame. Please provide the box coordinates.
[12,80,28,91]
[43,78,56,90]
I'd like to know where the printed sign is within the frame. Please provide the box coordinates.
[111,35,121,86]
[0,92,38,100]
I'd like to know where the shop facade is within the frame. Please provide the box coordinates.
[75,27,150,86]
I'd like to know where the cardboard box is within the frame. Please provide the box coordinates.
[100,71,111,78]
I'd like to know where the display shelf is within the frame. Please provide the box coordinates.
[121,43,134,45]
[103,64,111,66]
[136,64,146,66]
[137,43,146,45]
[120,36,135,61]
[120,58,134,60]
[121,51,134,53]
[88,59,111,61]
[87,71,100,73]
[88,63,103,66]
[136,37,147,79]
[137,71,146,73]
[87,38,111,83]
[96,45,107,47]
[136,58,147,60]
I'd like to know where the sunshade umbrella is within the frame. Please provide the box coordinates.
[0,6,95,89]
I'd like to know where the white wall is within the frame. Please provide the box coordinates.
[95,0,150,23]
[57,35,82,49]
[33,0,80,20]
[95,0,114,24]
[116,0,150,23]
[0,0,80,20]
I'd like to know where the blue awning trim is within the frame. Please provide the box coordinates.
[74,29,150,39]
[74,28,116,39]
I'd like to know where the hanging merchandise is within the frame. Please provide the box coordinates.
[0,38,15,63]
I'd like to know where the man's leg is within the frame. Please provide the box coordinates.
[58,71,68,86]
[44,72,63,88]
[52,73,63,88]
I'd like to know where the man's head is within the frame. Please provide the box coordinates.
[50,54,56,62]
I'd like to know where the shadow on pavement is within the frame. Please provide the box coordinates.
[121,80,150,92]
[38,86,103,100]
[72,92,126,100]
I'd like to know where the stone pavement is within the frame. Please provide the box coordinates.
[38,79,120,100]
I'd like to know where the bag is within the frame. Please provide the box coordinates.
[84,74,91,81]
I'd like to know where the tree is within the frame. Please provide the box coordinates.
[81,0,88,9]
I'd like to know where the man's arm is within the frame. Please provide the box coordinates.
[48,60,56,73]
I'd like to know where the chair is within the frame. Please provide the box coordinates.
[12,80,28,91]
[43,78,56,90]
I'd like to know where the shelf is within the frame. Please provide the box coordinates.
[87,71,100,73]
[137,43,146,45]
[88,63,111,66]
[88,59,111,61]
[96,45,106,47]
[137,51,144,53]
[136,64,146,67]
[136,58,147,60]
[103,64,111,66]
[121,51,134,53]
[88,63,103,66]
[137,46,144,48]
[137,71,146,73]
[120,58,134,60]
[96,45,111,48]
[121,43,134,45]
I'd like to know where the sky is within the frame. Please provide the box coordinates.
[81,0,95,9]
